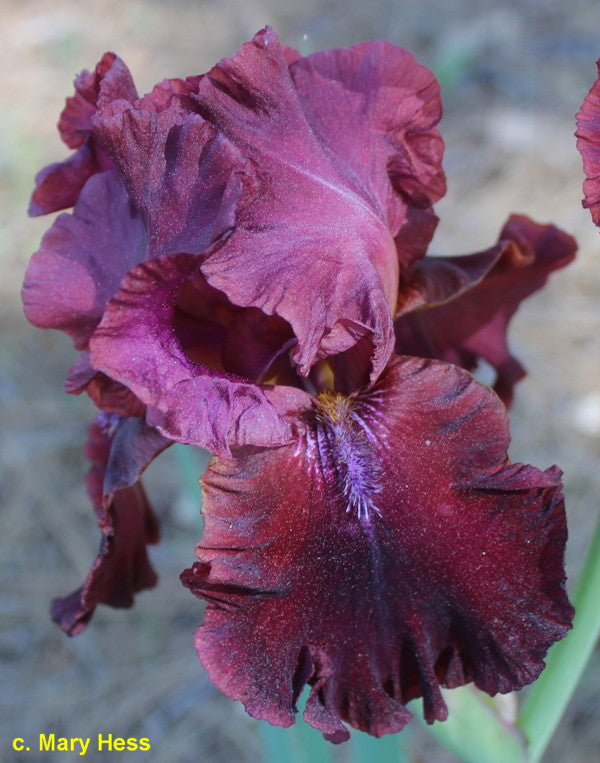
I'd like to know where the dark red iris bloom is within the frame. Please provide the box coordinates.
[23,27,575,741]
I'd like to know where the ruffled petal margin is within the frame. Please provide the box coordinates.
[89,253,300,456]
[51,414,170,636]
[576,60,600,225]
[29,52,136,216]
[181,356,573,741]
[193,27,445,380]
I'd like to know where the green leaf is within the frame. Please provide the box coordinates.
[517,512,600,762]
[414,686,527,763]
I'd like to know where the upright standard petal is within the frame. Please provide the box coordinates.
[51,414,168,636]
[576,61,600,225]
[29,53,136,216]
[394,215,577,405]
[92,100,245,257]
[193,27,444,380]
[23,171,146,350]
[182,356,572,741]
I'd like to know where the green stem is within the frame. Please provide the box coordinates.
[517,511,600,762]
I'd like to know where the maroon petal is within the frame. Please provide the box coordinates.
[93,101,244,256]
[89,253,299,456]
[396,242,509,314]
[181,356,572,740]
[29,53,136,216]
[22,170,146,350]
[289,39,445,220]
[28,143,112,217]
[65,353,145,418]
[51,414,167,636]
[193,27,444,380]
[394,215,577,406]
[576,61,600,225]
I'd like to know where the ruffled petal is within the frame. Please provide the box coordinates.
[576,61,600,224]
[29,53,136,216]
[93,100,244,256]
[394,215,577,405]
[89,252,299,456]
[181,356,572,740]
[22,170,146,350]
[193,27,444,380]
[51,414,167,636]
[65,353,146,418]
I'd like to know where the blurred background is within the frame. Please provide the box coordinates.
[1,1,599,760]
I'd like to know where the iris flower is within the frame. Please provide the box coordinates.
[23,27,574,740]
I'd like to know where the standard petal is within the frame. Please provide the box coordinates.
[193,27,444,380]
[22,170,146,350]
[93,101,244,256]
[394,215,577,405]
[89,253,297,456]
[181,356,572,740]
[51,414,165,636]
[29,52,136,216]
[576,61,600,225]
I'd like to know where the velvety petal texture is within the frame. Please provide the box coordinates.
[394,215,577,405]
[89,253,297,456]
[92,99,245,257]
[576,61,600,224]
[29,53,136,215]
[194,27,445,379]
[182,356,572,741]
[51,414,167,636]
[23,171,146,349]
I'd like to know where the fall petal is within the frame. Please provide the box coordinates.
[50,414,163,636]
[182,356,572,740]
[89,253,296,456]
[395,215,577,405]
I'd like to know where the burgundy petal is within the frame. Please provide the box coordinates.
[51,414,165,636]
[193,27,444,380]
[89,252,298,456]
[65,353,146,418]
[93,101,244,256]
[576,61,600,225]
[181,356,572,740]
[22,170,146,350]
[394,215,577,405]
[396,241,509,314]
[29,53,136,216]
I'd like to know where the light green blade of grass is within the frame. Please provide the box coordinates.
[517,512,600,762]
[414,686,527,763]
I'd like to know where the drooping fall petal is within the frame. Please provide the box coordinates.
[182,356,572,741]
[193,27,444,380]
[394,215,576,405]
[89,253,303,456]
[51,414,168,636]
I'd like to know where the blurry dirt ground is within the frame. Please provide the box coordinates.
[1,1,599,761]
